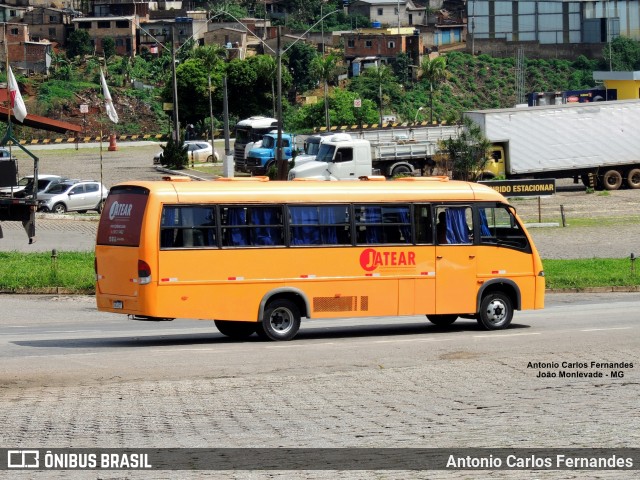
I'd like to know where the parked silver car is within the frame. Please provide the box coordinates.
[153,141,218,165]
[0,174,66,198]
[38,180,108,214]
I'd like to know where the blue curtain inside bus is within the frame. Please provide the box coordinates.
[479,208,491,237]
[250,207,281,246]
[227,207,249,246]
[290,206,340,245]
[445,208,470,244]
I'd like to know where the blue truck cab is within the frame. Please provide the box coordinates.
[243,133,295,175]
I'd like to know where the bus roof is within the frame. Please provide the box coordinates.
[112,178,508,204]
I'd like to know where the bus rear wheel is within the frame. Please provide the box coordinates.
[256,299,301,341]
[214,320,256,339]
[477,292,513,330]
[426,314,458,326]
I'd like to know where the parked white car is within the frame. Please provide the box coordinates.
[153,141,219,165]
[38,180,108,214]
[0,174,66,198]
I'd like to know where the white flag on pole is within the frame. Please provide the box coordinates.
[8,66,27,123]
[100,69,119,124]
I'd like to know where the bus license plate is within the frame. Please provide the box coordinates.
[113,300,123,309]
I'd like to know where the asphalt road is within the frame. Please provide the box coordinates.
[0,293,638,478]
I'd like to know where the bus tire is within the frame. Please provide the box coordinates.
[602,170,623,190]
[477,292,513,330]
[256,299,301,341]
[426,314,458,326]
[214,320,256,339]
[627,168,640,189]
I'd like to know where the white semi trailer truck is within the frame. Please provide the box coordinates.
[465,99,640,190]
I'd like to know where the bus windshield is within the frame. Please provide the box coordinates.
[316,144,336,163]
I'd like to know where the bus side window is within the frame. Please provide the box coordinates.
[289,205,351,246]
[249,206,283,246]
[222,207,249,246]
[222,206,284,247]
[355,204,411,245]
[415,205,433,244]
[479,206,529,250]
[436,206,473,245]
[160,206,216,249]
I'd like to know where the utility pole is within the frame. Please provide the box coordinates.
[171,25,180,142]
[223,75,232,177]
[276,26,286,180]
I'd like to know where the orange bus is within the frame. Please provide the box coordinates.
[95,176,545,341]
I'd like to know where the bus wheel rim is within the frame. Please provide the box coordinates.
[269,307,294,334]
[485,299,507,324]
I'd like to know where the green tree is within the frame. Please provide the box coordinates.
[603,36,640,71]
[222,55,292,120]
[161,136,188,170]
[349,65,400,125]
[102,38,116,62]
[194,45,228,143]
[253,55,278,117]
[163,59,210,124]
[392,52,413,88]
[310,53,339,128]
[50,52,73,81]
[438,117,492,181]
[66,29,92,59]
[420,55,448,123]
[285,42,319,95]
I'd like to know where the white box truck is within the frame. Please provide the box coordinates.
[288,132,459,180]
[464,99,640,190]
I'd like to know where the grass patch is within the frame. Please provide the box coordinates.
[1,252,639,293]
[0,251,94,292]
[544,258,640,290]
[521,216,640,228]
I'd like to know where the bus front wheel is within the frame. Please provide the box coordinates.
[214,320,256,339]
[426,314,457,326]
[257,299,301,341]
[477,292,513,330]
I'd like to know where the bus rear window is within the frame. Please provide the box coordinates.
[96,186,149,246]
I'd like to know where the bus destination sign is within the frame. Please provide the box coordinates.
[480,179,556,197]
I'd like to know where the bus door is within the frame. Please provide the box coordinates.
[434,205,477,314]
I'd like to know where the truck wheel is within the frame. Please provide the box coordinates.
[602,170,622,190]
[627,169,640,189]
[391,164,413,177]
